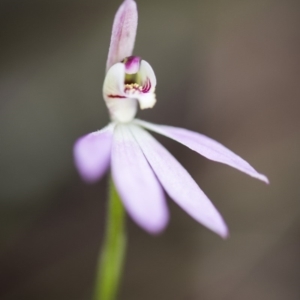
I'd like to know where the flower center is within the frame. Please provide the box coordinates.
[124,83,141,94]
[124,80,151,95]
[121,57,152,96]
[103,56,156,122]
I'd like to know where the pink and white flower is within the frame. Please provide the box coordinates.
[74,0,268,238]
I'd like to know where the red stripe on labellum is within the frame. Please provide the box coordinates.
[107,94,126,98]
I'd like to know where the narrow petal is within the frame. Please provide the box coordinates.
[134,120,269,184]
[130,124,228,238]
[111,124,168,233]
[106,0,138,72]
[73,124,114,183]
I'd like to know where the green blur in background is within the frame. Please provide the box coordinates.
[0,0,300,299]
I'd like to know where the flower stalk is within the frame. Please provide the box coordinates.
[93,176,127,300]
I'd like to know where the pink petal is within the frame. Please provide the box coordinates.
[73,124,114,183]
[111,124,168,234]
[131,124,228,238]
[106,0,138,72]
[134,120,269,184]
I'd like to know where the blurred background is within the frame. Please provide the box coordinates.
[0,0,300,299]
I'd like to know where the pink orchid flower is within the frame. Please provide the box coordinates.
[73,0,268,238]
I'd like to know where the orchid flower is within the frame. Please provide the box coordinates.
[73,0,268,238]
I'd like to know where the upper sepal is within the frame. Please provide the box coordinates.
[106,0,138,72]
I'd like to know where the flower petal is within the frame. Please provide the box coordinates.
[139,60,157,91]
[130,124,228,238]
[73,124,114,183]
[106,0,138,72]
[111,124,168,233]
[134,120,269,184]
[103,63,138,122]
[103,62,126,99]
[136,60,157,109]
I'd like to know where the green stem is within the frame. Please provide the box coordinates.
[93,176,127,300]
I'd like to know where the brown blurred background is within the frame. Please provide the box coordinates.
[0,0,300,299]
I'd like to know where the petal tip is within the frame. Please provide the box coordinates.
[132,204,169,235]
[220,227,230,239]
[211,219,229,239]
[127,204,169,236]
[73,128,112,184]
[73,144,105,184]
[144,220,168,235]
[255,173,270,184]
[75,167,101,184]
[262,175,270,185]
